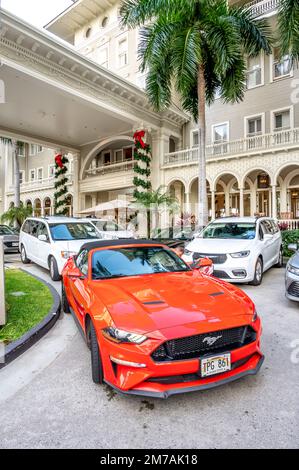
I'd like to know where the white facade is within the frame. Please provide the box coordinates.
[1,0,299,229]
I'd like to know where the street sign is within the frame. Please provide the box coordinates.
[0,236,6,326]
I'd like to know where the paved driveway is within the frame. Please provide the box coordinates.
[0,256,298,449]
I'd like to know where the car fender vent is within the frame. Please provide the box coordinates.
[142,300,166,305]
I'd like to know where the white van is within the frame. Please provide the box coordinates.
[19,217,101,281]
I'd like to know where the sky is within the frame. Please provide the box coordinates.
[1,0,74,27]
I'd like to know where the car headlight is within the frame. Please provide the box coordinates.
[61,251,77,259]
[102,327,147,344]
[230,251,250,258]
[287,264,299,276]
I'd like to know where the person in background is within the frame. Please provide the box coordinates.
[191,215,196,231]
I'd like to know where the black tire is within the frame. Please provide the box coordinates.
[275,247,284,268]
[61,283,71,314]
[89,322,104,384]
[20,244,31,264]
[249,257,263,286]
[49,256,61,282]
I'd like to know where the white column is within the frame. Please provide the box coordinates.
[185,192,191,214]
[272,185,277,219]
[211,190,216,220]
[225,191,230,216]
[151,129,170,190]
[239,188,244,217]
[72,152,80,217]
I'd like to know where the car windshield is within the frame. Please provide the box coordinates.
[49,223,99,241]
[92,246,190,280]
[202,222,256,240]
[93,220,122,232]
[0,225,14,235]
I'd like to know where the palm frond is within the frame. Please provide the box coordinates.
[120,0,192,28]
[278,0,299,64]
[172,25,201,95]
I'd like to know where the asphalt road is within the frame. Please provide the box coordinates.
[0,254,298,449]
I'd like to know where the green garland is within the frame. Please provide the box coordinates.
[133,138,152,200]
[54,155,70,215]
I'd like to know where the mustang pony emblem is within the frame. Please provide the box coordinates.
[203,335,222,346]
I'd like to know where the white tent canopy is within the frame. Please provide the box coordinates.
[79,199,132,214]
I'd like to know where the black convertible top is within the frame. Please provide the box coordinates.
[80,238,166,253]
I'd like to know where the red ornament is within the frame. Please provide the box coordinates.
[55,154,64,169]
[133,130,146,149]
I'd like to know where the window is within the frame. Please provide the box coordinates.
[213,123,228,143]
[114,149,123,163]
[274,109,290,131]
[202,222,256,240]
[247,55,262,88]
[19,171,25,184]
[191,130,199,147]
[118,37,128,68]
[29,144,43,156]
[101,16,109,28]
[98,46,109,68]
[76,249,89,276]
[273,47,291,79]
[37,168,43,180]
[18,145,25,157]
[30,169,35,181]
[124,147,133,160]
[85,27,92,39]
[247,116,262,136]
[37,223,49,242]
[49,223,98,241]
[49,165,55,178]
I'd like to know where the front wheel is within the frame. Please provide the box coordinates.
[275,247,283,268]
[49,256,61,282]
[89,322,104,384]
[249,257,263,286]
[20,245,30,264]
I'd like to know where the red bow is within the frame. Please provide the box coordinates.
[55,154,64,169]
[133,130,146,149]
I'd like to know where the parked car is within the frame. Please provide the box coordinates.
[82,218,136,239]
[0,224,19,253]
[285,243,299,302]
[183,217,283,285]
[62,239,264,398]
[19,217,101,281]
[151,226,194,247]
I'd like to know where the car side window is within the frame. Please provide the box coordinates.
[30,221,39,237]
[37,223,49,242]
[76,249,89,276]
[22,220,30,234]
[261,220,272,235]
[258,224,264,240]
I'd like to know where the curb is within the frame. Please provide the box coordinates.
[0,271,61,369]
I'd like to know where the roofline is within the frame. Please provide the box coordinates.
[44,0,80,30]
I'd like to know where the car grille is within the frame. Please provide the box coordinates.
[4,241,17,248]
[213,270,231,279]
[193,253,227,264]
[151,326,256,362]
[287,282,299,298]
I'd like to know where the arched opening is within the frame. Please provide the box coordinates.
[65,194,73,217]
[276,164,299,225]
[214,173,239,218]
[244,169,272,217]
[33,198,41,217]
[44,197,52,216]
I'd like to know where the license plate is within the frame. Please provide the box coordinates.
[12,243,18,247]
[201,353,231,377]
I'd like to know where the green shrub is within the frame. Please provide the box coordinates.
[281,230,299,257]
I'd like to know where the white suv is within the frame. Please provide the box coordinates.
[19,217,101,281]
[183,217,283,285]
[81,218,136,239]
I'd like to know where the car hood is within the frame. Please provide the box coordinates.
[288,252,299,269]
[91,272,254,336]
[186,238,252,254]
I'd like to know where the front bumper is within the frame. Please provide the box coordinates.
[105,355,264,399]
[4,245,19,253]
[285,270,299,302]
[99,321,263,398]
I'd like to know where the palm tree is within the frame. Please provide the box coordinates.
[132,186,179,237]
[0,203,32,228]
[0,138,24,209]
[120,0,272,227]
[278,0,299,64]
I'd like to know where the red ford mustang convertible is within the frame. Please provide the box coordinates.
[62,240,264,398]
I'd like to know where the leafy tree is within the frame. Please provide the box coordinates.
[121,0,272,226]
[278,0,299,64]
[0,203,32,228]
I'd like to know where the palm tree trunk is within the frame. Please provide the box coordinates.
[13,140,20,209]
[197,64,208,228]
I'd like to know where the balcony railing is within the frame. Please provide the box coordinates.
[163,127,299,167]
[247,0,280,18]
[17,174,73,192]
[85,160,134,177]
